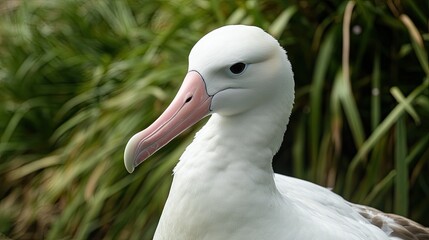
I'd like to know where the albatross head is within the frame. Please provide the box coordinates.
[124,25,294,173]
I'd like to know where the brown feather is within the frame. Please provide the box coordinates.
[351,204,429,240]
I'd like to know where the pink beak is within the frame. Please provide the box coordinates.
[124,71,212,173]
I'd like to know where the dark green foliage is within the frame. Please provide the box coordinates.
[0,0,427,239]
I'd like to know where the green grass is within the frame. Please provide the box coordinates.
[0,0,428,239]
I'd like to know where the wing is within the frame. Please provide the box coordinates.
[274,173,428,240]
[351,203,429,240]
[274,174,390,239]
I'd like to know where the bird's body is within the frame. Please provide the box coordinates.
[154,116,389,240]
[124,25,428,240]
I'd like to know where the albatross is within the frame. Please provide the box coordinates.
[124,25,428,240]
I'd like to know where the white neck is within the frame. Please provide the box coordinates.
[154,92,293,239]
[177,89,291,185]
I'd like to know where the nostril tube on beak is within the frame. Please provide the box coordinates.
[185,96,193,103]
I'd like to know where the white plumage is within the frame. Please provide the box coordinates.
[124,25,428,240]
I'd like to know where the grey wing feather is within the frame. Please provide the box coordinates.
[350,203,429,240]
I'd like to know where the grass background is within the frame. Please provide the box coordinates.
[0,0,428,239]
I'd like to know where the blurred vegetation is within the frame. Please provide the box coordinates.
[0,0,427,239]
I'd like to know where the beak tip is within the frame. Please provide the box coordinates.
[124,138,137,173]
[125,165,135,174]
[124,156,135,173]
[124,155,135,173]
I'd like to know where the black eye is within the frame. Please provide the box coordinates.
[229,62,246,74]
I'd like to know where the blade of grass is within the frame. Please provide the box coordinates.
[309,29,336,179]
[406,135,429,166]
[371,51,381,130]
[210,0,225,25]
[403,0,427,25]
[342,0,365,149]
[268,6,297,38]
[399,14,429,76]
[355,133,387,202]
[363,170,396,205]
[292,116,305,178]
[345,81,429,196]
[394,115,408,216]
[391,87,420,124]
